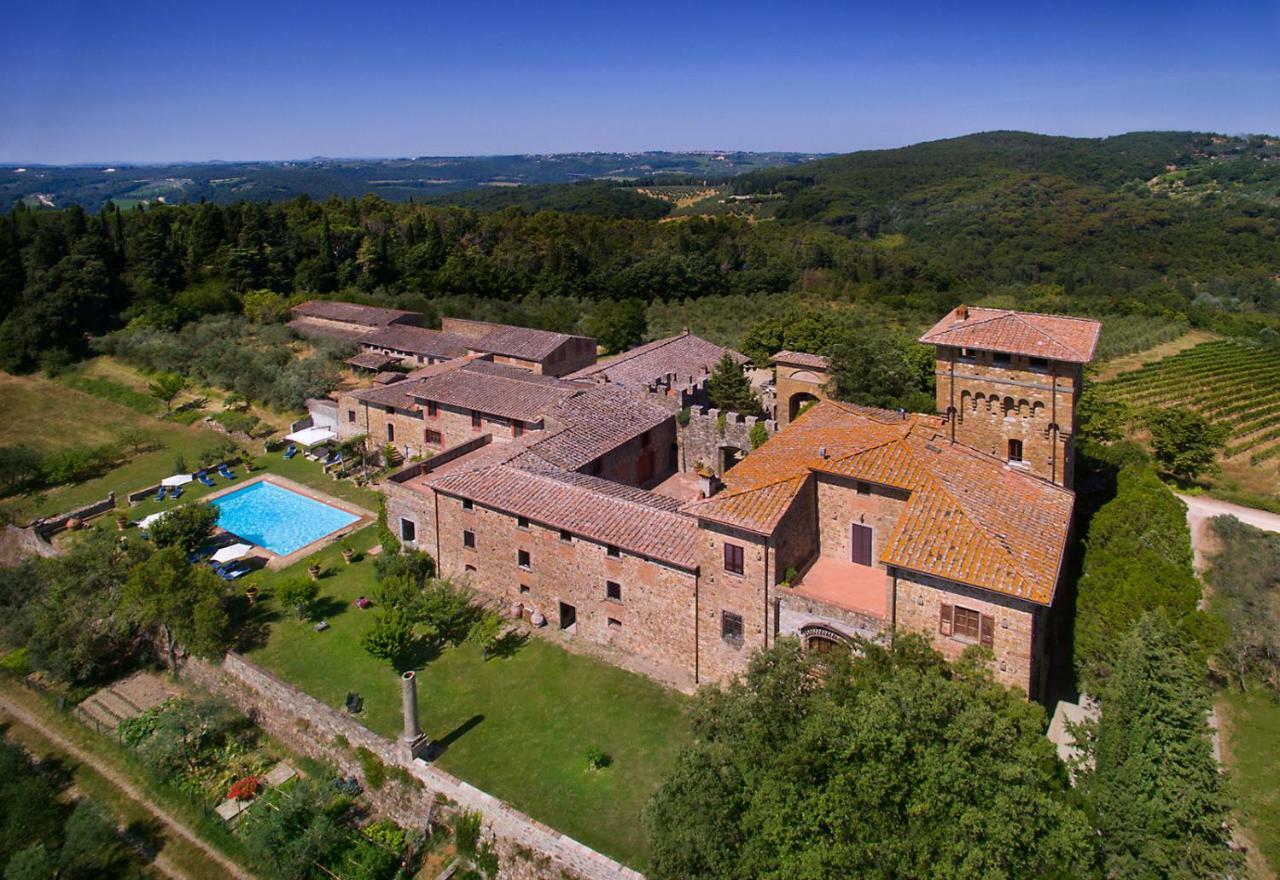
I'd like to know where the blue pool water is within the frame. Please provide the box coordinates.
[211,481,359,556]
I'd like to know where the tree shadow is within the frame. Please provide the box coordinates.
[123,817,166,864]
[309,595,348,621]
[229,593,280,653]
[487,630,529,660]
[426,714,484,759]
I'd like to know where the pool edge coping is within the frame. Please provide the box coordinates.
[203,474,375,570]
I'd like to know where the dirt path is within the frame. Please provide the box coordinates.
[0,690,254,880]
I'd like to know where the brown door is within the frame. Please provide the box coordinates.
[851,524,873,566]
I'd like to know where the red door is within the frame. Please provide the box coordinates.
[851,524,873,566]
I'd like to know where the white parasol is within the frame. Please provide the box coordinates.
[211,543,253,564]
[161,473,194,487]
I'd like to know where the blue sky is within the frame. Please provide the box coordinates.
[2,0,1278,163]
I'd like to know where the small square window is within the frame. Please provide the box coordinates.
[721,611,744,643]
[463,530,475,549]
[1008,439,1024,463]
[559,529,572,542]
[399,518,416,542]
[425,429,442,446]
[606,581,621,602]
[724,542,745,575]
[347,409,356,423]
[953,606,981,641]
[607,545,621,559]
[464,564,476,573]
[462,498,474,511]
[607,618,622,630]
[517,516,529,529]
[513,420,523,438]
[518,549,531,570]
[856,481,870,495]
[519,584,530,595]
[1029,357,1048,370]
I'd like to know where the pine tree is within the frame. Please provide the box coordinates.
[706,352,758,415]
[1079,611,1241,879]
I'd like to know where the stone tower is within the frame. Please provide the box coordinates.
[919,306,1102,489]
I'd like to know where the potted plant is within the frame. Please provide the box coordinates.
[341,541,355,564]
[116,514,129,531]
[244,583,260,605]
[308,562,322,581]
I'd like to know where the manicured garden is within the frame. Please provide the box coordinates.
[242,527,692,869]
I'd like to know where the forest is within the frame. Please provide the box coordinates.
[1,130,1278,376]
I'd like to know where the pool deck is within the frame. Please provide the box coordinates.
[203,474,375,570]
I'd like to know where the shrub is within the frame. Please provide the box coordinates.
[362,818,406,852]
[361,607,415,669]
[355,746,386,790]
[148,503,218,554]
[213,410,261,436]
[585,747,612,770]
[453,810,483,856]
[278,577,320,620]
[749,420,769,449]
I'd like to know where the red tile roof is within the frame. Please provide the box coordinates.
[521,386,670,471]
[919,306,1101,363]
[291,300,419,327]
[566,333,747,387]
[770,350,830,370]
[442,318,592,362]
[359,325,470,359]
[406,362,577,423]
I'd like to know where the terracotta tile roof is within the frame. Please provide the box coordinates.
[359,325,470,359]
[406,362,576,423]
[426,464,698,569]
[288,318,369,342]
[291,300,419,327]
[348,359,469,409]
[521,386,670,471]
[919,306,1102,363]
[686,400,1073,604]
[566,333,748,387]
[441,318,590,362]
[345,351,399,371]
[770,350,830,369]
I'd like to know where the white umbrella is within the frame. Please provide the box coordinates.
[285,426,337,448]
[211,543,253,564]
[137,511,169,530]
[161,473,193,487]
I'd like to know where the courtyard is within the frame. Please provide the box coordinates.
[240,525,692,869]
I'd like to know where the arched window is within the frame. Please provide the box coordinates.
[800,624,851,654]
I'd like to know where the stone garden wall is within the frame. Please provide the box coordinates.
[31,493,116,538]
[678,406,777,477]
[185,652,644,880]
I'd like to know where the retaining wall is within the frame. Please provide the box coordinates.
[185,653,644,880]
[32,493,116,538]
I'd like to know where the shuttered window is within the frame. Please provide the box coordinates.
[939,603,995,649]
[724,542,745,575]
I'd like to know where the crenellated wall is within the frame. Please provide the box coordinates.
[677,406,777,477]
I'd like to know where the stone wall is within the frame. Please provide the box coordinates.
[32,493,117,537]
[677,406,776,477]
[185,653,644,880]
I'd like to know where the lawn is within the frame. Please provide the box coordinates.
[1219,688,1280,877]
[242,529,692,869]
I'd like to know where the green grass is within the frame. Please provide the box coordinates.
[243,532,691,869]
[1220,688,1280,876]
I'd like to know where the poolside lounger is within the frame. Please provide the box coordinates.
[169,484,184,499]
[153,486,167,502]
[283,445,298,459]
[222,568,249,581]
[218,464,236,479]
[197,472,217,487]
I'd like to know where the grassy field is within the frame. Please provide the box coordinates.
[242,529,691,869]
[1219,688,1280,878]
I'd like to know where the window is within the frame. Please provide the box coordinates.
[463,530,475,549]
[559,529,572,542]
[386,423,395,442]
[606,544,620,559]
[399,518,416,542]
[464,564,476,573]
[425,429,442,446]
[462,498,474,511]
[517,516,529,529]
[724,542,745,575]
[347,409,356,423]
[471,410,482,430]
[606,581,621,602]
[993,352,1011,365]
[1029,356,1048,370]
[959,347,976,361]
[721,611,744,643]
[939,604,994,648]
[607,618,622,630]
[1008,438,1024,463]
[519,584,530,595]
[856,481,870,495]
[512,420,523,438]
[426,401,438,418]
[518,549,531,570]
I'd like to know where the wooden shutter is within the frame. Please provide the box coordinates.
[939,603,953,636]
[980,614,995,649]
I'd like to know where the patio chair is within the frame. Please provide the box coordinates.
[283,445,299,460]
[153,485,167,502]
[197,471,217,487]
[218,464,236,479]
[169,484,184,499]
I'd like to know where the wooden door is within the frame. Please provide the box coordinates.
[851,524,873,566]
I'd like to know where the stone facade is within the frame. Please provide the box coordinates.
[677,406,777,477]
[814,473,910,565]
[774,357,831,427]
[934,346,1082,488]
[586,419,677,487]
[337,393,428,460]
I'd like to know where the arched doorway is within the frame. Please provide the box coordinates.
[789,392,819,422]
[800,624,851,655]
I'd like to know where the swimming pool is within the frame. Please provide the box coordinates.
[211,481,360,556]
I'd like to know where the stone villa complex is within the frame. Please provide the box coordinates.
[296,301,1100,699]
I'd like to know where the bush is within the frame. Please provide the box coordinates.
[148,503,218,555]
[213,410,261,436]
[39,443,121,487]
[355,746,386,790]
[361,819,406,852]
[452,810,483,856]
[584,747,611,770]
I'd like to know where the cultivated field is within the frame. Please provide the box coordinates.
[1099,339,1280,465]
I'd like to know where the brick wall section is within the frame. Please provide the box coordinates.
[774,363,830,427]
[771,477,817,585]
[776,591,886,643]
[694,522,771,684]
[589,419,677,487]
[677,407,777,477]
[891,569,1043,695]
[336,392,429,459]
[934,347,1082,488]
[184,654,643,880]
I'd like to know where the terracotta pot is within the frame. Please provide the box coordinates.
[116,516,128,531]
[342,548,355,564]
[244,586,259,606]
[510,602,523,620]
[530,611,546,627]
[308,564,322,581]
[66,517,82,531]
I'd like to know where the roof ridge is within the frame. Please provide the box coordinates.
[1004,311,1087,361]
[508,464,692,519]
[682,473,805,510]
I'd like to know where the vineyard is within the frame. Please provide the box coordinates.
[1099,339,1280,465]
[1095,315,1190,360]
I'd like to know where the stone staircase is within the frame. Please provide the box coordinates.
[74,672,178,734]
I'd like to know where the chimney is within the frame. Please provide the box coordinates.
[695,464,720,497]
[400,670,421,745]
[818,446,828,459]
[957,304,969,320]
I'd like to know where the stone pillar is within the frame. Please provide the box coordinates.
[400,670,421,744]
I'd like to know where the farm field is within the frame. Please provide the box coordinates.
[1093,315,1193,362]
[1098,339,1280,467]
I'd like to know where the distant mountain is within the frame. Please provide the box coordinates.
[0,151,825,212]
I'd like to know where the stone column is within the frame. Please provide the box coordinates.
[400,670,421,744]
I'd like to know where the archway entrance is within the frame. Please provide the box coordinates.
[800,624,851,655]
[789,392,819,422]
